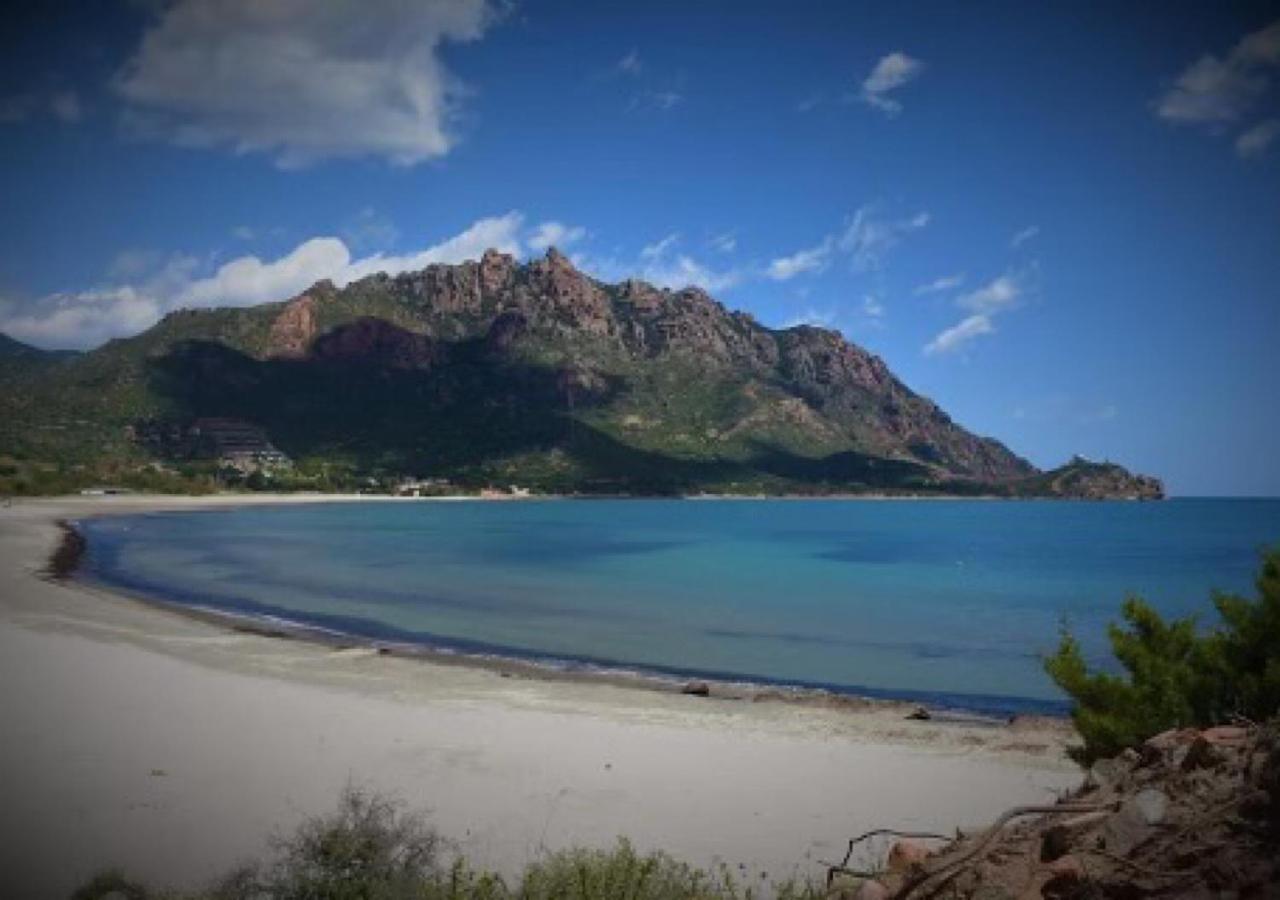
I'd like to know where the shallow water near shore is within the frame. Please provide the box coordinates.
[78,497,1280,716]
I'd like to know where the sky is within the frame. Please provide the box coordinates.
[0,1,1277,496]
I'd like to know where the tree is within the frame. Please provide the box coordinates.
[1045,548,1280,765]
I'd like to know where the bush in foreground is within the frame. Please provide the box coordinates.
[73,786,821,900]
[1045,547,1280,764]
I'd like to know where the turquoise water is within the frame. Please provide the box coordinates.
[79,499,1280,715]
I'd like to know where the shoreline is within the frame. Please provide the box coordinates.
[67,511,1067,721]
[0,493,1082,897]
[62,495,1070,720]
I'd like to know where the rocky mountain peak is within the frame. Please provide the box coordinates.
[478,249,516,296]
[268,292,319,358]
[4,247,1161,497]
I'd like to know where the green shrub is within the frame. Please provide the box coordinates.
[79,787,821,899]
[518,839,750,900]
[70,868,155,900]
[1046,547,1280,764]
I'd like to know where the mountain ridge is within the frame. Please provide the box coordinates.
[0,249,1162,498]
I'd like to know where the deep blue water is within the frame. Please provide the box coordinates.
[78,499,1280,716]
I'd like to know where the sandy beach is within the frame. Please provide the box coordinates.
[0,495,1082,898]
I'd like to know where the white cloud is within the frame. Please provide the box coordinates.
[339,212,524,282]
[1155,19,1280,133]
[527,221,587,252]
[641,233,680,260]
[860,52,924,115]
[641,255,740,293]
[1,212,527,349]
[861,295,885,319]
[180,237,354,309]
[617,49,643,76]
[838,206,930,271]
[957,272,1022,314]
[924,313,993,356]
[50,91,82,124]
[577,232,741,294]
[925,270,1028,356]
[766,239,832,281]
[913,273,965,295]
[1,287,166,352]
[113,0,498,168]
[709,232,737,253]
[1236,118,1280,157]
[1010,225,1040,249]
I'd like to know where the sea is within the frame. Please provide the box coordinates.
[76,498,1280,717]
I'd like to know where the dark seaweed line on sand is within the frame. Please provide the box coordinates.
[44,519,87,580]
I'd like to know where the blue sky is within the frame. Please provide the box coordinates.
[1,1,1278,495]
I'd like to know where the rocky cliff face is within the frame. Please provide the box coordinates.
[0,249,1162,496]
[255,248,1037,485]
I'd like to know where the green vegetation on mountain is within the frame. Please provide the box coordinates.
[0,249,1161,497]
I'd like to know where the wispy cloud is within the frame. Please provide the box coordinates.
[925,270,1028,356]
[764,206,929,282]
[1156,19,1279,125]
[1236,118,1280,157]
[113,0,500,168]
[576,233,741,295]
[641,233,680,260]
[766,239,832,281]
[709,232,737,253]
[1010,225,1040,249]
[1155,19,1280,158]
[860,52,924,115]
[641,254,739,293]
[838,206,930,271]
[527,220,588,252]
[956,272,1022,314]
[914,273,965,296]
[617,49,643,76]
[924,313,993,356]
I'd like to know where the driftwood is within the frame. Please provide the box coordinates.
[891,802,1118,899]
[824,722,1278,899]
[824,829,950,886]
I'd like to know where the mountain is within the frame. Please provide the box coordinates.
[0,249,1161,497]
[0,332,78,373]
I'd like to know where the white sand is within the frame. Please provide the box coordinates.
[0,495,1081,898]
